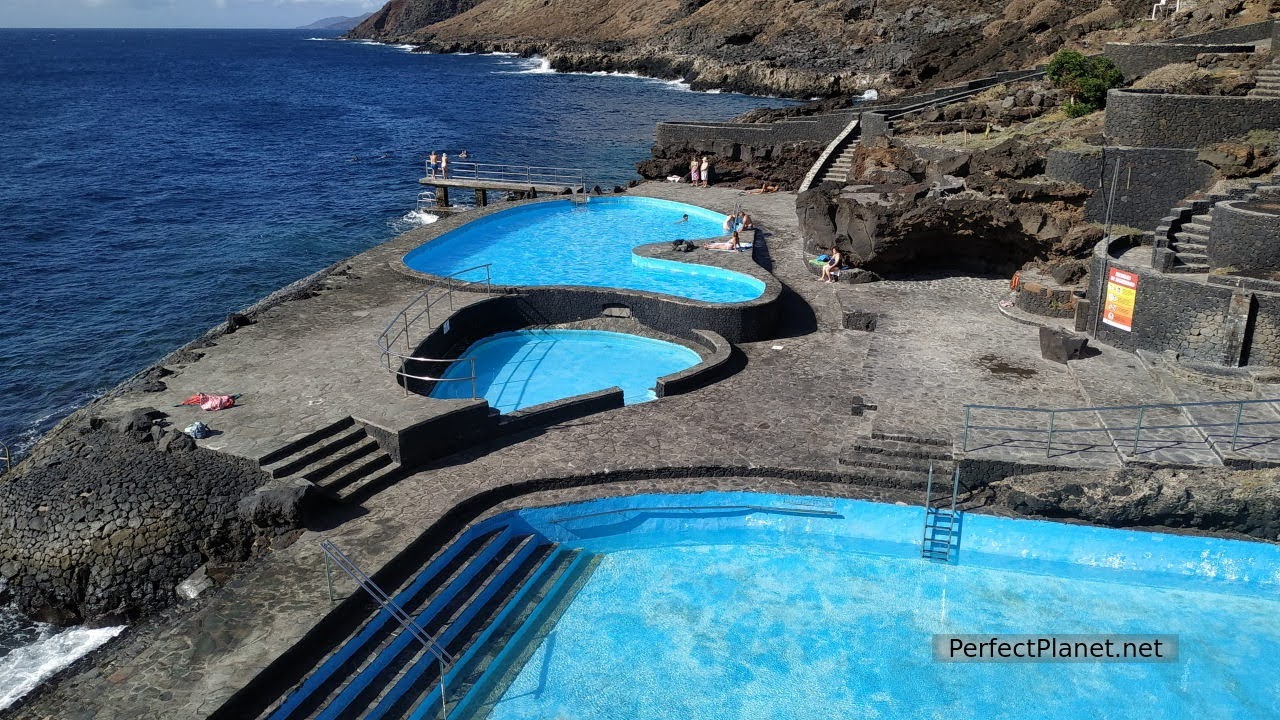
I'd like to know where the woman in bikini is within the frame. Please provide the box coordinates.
[820,245,843,283]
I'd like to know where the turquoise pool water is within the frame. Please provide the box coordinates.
[401,197,766,303]
[477,493,1280,720]
[429,329,702,412]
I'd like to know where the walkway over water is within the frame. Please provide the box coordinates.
[419,161,585,206]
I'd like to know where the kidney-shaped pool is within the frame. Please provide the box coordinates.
[402,196,765,303]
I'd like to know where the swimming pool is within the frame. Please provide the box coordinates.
[479,493,1280,720]
[273,492,1280,720]
[402,197,766,303]
[429,329,702,412]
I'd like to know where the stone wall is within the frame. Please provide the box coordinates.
[1104,89,1280,149]
[0,414,271,624]
[1207,200,1280,272]
[1046,146,1214,230]
[1103,42,1256,81]
[1171,19,1275,45]
[1084,236,1280,367]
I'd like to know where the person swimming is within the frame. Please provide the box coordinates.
[676,213,689,224]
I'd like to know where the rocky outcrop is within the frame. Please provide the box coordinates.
[637,142,821,188]
[0,411,333,626]
[349,0,1273,97]
[979,465,1280,540]
[797,137,1094,276]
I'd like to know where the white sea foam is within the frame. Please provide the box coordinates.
[0,625,124,711]
[402,209,440,226]
[497,57,726,93]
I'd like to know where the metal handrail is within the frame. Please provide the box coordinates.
[321,540,453,718]
[961,398,1280,457]
[377,264,493,398]
[426,161,585,188]
[0,440,10,475]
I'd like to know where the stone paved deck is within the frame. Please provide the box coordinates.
[11,182,1263,719]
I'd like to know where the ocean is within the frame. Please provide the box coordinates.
[0,28,787,708]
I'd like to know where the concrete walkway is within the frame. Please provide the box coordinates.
[11,183,1256,719]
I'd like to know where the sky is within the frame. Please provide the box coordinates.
[0,0,382,28]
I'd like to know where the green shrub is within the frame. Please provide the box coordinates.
[1046,49,1124,114]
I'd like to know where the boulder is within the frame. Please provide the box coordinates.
[236,477,336,530]
[157,430,197,454]
[1038,326,1089,364]
[114,407,166,435]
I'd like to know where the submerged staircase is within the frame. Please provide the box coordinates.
[920,465,962,563]
[267,526,598,720]
[259,417,400,500]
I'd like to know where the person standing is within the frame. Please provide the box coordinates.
[689,158,701,186]
[428,151,439,179]
[700,156,711,187]
[441,152,450,179]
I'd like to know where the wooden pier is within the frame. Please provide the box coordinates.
[419,161,586,207]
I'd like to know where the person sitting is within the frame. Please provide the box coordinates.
[819,245,844,283]
[707,230,743,251]
[740,211,755,230]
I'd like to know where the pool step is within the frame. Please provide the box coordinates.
[259,417,401,500]
[308,531,548,720]
[265,528,508,720]
[433,551,602,720]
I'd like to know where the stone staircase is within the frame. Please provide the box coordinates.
[1152,173,1280,274]
[259,417,401,501]
[1249,57,1280,98]
[267,527,599,720]
[813,142,861,186]
[838,431,955,483]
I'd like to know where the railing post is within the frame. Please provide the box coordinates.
[1132,407,1145,455]
[325,551,336,604]
[1046,411,1056,458]
[403,315,411,353]
[961,406,971,452]
[1230,401,1244,452]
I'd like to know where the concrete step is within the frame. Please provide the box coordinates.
[1170,241,1207,253]
[1175,252,1209,263]
[1251,89,1280,97]
[1170,261,1210,273]
[1175,230,1208,243]
[1181,221,1211,234]
[870,429,952,447]
[258,416,356,467]
[266,425,368,480]
[846,438,954,460]
[1191,214,1212,224]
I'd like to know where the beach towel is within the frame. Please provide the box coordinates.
[178,393,239,411]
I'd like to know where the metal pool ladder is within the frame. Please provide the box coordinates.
[921,464,962,563]
[321,540,455,719]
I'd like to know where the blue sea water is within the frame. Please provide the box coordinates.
[0,28,787,707]
[0,28,786,459]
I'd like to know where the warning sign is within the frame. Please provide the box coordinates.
[1102,267,1138,332]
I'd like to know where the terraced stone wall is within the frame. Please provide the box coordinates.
[1046,146,1214,230]
[1104,43,1257,81]
[1207,201,1280,272]
[1104,90,1280,149]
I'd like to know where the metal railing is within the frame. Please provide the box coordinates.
[961,398,1280,458]
[321,540,454,719]
[0,440,10,475]
[424,161,585,189]
[377,264,492,397]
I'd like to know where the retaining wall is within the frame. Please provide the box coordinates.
[1085,236,1280,367]
[1104,89,1280,149]
[1104,42,1257,80]
[1046,146,1214,230]
[1207,200,1280,272]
